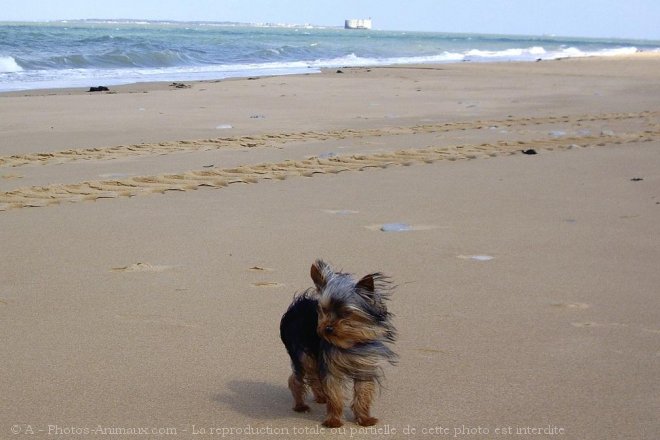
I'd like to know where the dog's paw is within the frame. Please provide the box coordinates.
[322,418,343,428]
[293,404,310,413]
[357,416,378,426]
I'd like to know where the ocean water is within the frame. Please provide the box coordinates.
[1,20,659,92]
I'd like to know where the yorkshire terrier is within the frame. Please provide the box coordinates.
[280,259,396,427]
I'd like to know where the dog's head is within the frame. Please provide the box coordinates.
[311,259,395,349]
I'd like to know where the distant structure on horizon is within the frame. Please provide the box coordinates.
[344,18,372,30]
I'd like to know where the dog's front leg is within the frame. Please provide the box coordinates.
[321,375,344,427]
[352,379,378,426]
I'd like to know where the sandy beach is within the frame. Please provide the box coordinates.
[1,56,659,439]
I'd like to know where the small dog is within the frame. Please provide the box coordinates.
[280,259,396,427]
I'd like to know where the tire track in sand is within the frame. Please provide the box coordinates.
[0,111,656,168]
[1,129,658,211]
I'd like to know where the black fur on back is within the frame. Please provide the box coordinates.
[279,290,321,379]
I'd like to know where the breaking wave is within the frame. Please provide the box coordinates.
[1,21,657,92]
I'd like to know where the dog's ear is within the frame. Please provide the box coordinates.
[356,273,375,297]
[311,260,328,290]
[358,272,392,314]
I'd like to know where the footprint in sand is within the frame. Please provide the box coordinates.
[115,313,196,328]
[323,209,359,215]
[1,174,22,180]
[98,173,133,179]
[571,321,628,328]
[642,328,660,334]
[248,266,274,272]
[251,281,285,288]
[416,348,446,354]
[570,321,600,328]
[248,266,282,287]
[111,262,175,273]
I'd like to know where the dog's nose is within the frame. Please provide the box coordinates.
[324,325,334,334]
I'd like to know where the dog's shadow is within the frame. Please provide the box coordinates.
[212,380,325,422]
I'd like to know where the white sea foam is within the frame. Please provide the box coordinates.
[0,63,319,92]
[308,45,642,67]
[596,46,640,56]
[0,56,23,73]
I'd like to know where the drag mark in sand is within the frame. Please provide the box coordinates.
[0,111,656,168]
[1,128,659,211]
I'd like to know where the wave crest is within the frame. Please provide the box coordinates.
[0,56,23,73]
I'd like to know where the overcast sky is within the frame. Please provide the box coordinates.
[3,0,660,40]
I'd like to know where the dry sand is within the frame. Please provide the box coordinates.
[1,56,659,439]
